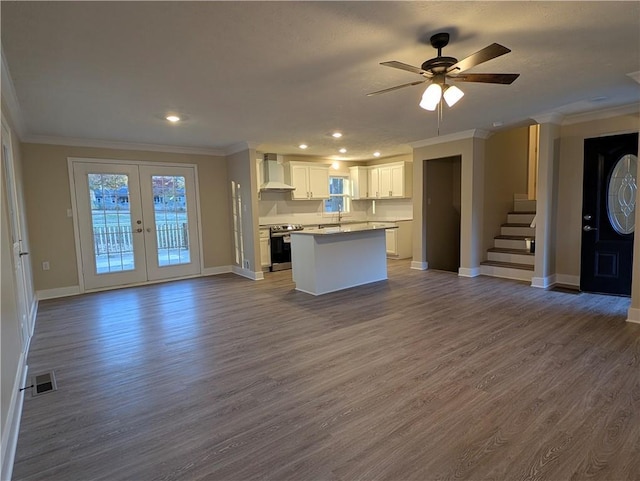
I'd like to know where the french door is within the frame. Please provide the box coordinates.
[72,161,201,291]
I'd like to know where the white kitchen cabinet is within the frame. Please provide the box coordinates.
[367,162,412,198]
[385,220,413,258]
[287,162,330,200]
[349,166,369,199]
[368,167,380,198]
[385,228,397,255]
[259,228,271,269]
[390,163,410,198]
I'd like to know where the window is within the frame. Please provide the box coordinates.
[324,176,350,214]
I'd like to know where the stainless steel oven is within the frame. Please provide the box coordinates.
[269,224,303,271]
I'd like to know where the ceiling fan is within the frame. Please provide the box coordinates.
[368,32,520,111]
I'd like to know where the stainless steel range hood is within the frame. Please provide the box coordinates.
[260,153,295,192]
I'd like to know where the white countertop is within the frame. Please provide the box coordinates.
[291,222,397,236]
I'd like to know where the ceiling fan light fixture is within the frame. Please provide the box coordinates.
[419,83,442,111]
[443,85,464,107]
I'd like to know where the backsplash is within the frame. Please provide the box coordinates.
[367,198,413,221]
[259,192,412,226]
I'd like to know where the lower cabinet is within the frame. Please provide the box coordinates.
[259,229,271,270]
[385,220,412,259]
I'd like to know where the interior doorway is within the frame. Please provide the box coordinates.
[425,156,462,272]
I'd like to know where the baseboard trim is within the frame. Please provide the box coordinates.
[231,266,264,280]
[531,275,557,289]
[1,354,28,481]
[410,261,428,270]
[37,285,81,300]
[627,307,640,324]
[458,267,480,278]
[37,266,257,300]
[555,274,580,288]
[201,265,233,276]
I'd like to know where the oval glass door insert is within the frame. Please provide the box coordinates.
[607,153,637,235]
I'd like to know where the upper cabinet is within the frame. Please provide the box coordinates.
[361,161,412,199]
[286,162,330,200]
[349,166,369,200]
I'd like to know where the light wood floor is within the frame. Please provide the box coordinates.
[13,260,640,481]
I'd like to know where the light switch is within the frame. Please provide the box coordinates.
[42,261,50,271]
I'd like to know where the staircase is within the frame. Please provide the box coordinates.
[481,198,536,282]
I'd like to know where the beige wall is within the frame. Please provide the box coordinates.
[556,111,640,278]
[483,127,529,255]
[21,143,233,291]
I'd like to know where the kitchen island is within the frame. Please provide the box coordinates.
[289,223,395,295]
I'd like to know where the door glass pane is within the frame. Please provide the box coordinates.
[88,173,134,273]
[152,175,191,266]
[607,154,637,235]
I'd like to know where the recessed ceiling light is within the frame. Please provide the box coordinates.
[373,152,381,157]
[332,132,343,138]
[299,144,308,149]
[166,115,181,123]
[339,148,347,154]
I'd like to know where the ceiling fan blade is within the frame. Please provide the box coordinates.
[446,43,511,74]
[380,61,430,76]
[366,80,427,96]
[450,73,520,84]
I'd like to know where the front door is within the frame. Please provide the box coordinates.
[580,132,637,295]
[72,160,201,291]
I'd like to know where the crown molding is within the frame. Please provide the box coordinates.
[409,129,491,149]
[225,141,259,156]
[531,112,565,125]
[561,103,640,126]
[23,134,227,156]
[1,46,27,139]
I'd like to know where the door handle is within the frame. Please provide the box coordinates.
[146,228,152,233]
[19,251,29,256]
[135,228,143,233]
[583,214,592,220]
[583,225,598,232]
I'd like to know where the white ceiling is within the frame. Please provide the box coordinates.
[2,1,639,160]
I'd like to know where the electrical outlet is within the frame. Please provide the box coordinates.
[42,261,50,271]
[244,260,249,269]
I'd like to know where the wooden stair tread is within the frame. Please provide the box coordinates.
[495,235,536,240]
[508,211,536,215]
[488,248,534,255]
[481,260,535,271]
[501,223,534,227]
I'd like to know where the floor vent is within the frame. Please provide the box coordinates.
[31,370,57,396]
